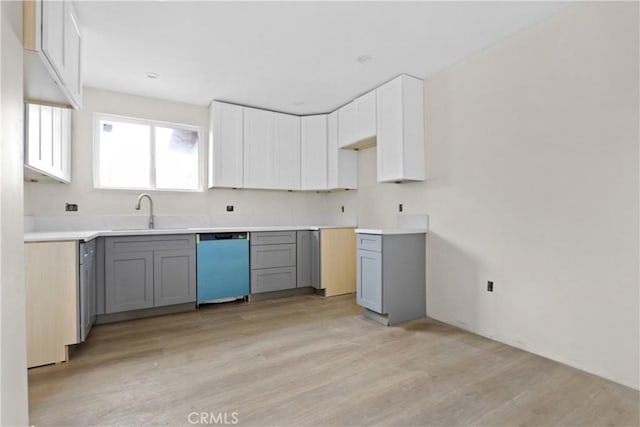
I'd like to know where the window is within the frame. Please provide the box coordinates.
[94,114,203,191]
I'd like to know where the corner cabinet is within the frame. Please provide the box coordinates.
[24,102,71,183]
[104,235,196,314]
[376,75,425,182]
[243,108,301,190]
[209,101,244,188]
[327,111,357,190]
[300,115,328,190]
[24,0,83,108]
[356,232,426,326]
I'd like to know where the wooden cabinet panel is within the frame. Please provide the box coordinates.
[25,241,78,368]
[320,228,356,296]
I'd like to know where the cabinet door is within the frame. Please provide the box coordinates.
[25,103,71,182]
[63,2,82,107]
[337,102,355,148]
[243,107,274,189]
[210,102,244,188]
[354,90,376,142]
[104,251,154,313]
[300,115,328,190]
[273,112,301,189]
[41,0,67,82]
[310,230,321,289]
[376,75,425,182]
[356,248,382,313]
[153,249,197,307]
[327,110,357,190]
[296,231,311,287]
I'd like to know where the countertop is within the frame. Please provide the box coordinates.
[355,228,428,235]
[24,225,354,243]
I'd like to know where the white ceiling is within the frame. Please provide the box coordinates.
[76,1,570,115]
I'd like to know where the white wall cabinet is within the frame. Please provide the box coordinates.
[24,0,83,108]
[376,75,425,182]
[24,103,71,183]
[327,111,357,190]
[337,101,356,149]
[338,91,376,150]
[272,112,301,190]
[300,115,328,190]
[243,107,301,190]
[209,101,244,188]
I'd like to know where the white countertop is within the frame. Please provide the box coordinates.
[355,228,428,235]
[24,225,354,243]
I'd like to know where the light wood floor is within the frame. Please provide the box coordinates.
[29,294,639,426]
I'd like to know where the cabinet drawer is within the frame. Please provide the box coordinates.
[356,234,382,252]
[250,231,296,245]
[251,267,296,294]
[105,234,195,253]
[251,244,296,269]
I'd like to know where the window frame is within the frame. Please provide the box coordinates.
[93,113,204,192]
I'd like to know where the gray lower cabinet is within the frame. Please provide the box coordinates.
[297,230,320,289]
[104,235,196,314]
[250,231,297,294]
[296,231,311,287]
[356,232,426,326]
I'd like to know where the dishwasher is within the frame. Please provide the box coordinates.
[196,233,250,305]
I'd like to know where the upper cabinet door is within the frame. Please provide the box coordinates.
[272,113,301,190]
[327,111,357,190]
[41,1,67,83]
[63,2,82,107]
[376,75,425,183]
[300,115,328,190]
[337,102,355,149]
[243,107,275,189]
[209,102,244,188]
[24,103,71,183]
[354,90,376,144]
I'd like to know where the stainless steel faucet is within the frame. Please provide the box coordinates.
[135,193,154,229]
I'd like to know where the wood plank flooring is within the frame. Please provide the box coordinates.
[28,294,639,426]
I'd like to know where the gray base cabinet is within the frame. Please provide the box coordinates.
[297,230,321,289]
[104,235,196,314]
[251,231,297,294]
[356,232,426,326]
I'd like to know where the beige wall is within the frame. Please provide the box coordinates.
[1,0,29,424]
[355,2,639,389]
[24,88,334,220]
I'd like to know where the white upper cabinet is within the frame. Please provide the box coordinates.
[337,102,355,149]
[24,103,71,183]
[353,90,377,147]
[272,113,301,190]
[338,90,377,150]
[243,107,275,189]
[376,75,425,183]
[327,111,357,190]
[243,108,300,190]
[300,115,328,190]
[209,102,244,188]
[24,0,83,108]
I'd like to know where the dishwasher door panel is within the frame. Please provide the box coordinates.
[197,239,249,303]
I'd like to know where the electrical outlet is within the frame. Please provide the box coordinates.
[341,206,344,213]
[226,205,234,212]
[65,203,78,212]
[399,203,403,212]
[487,281,494,292]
